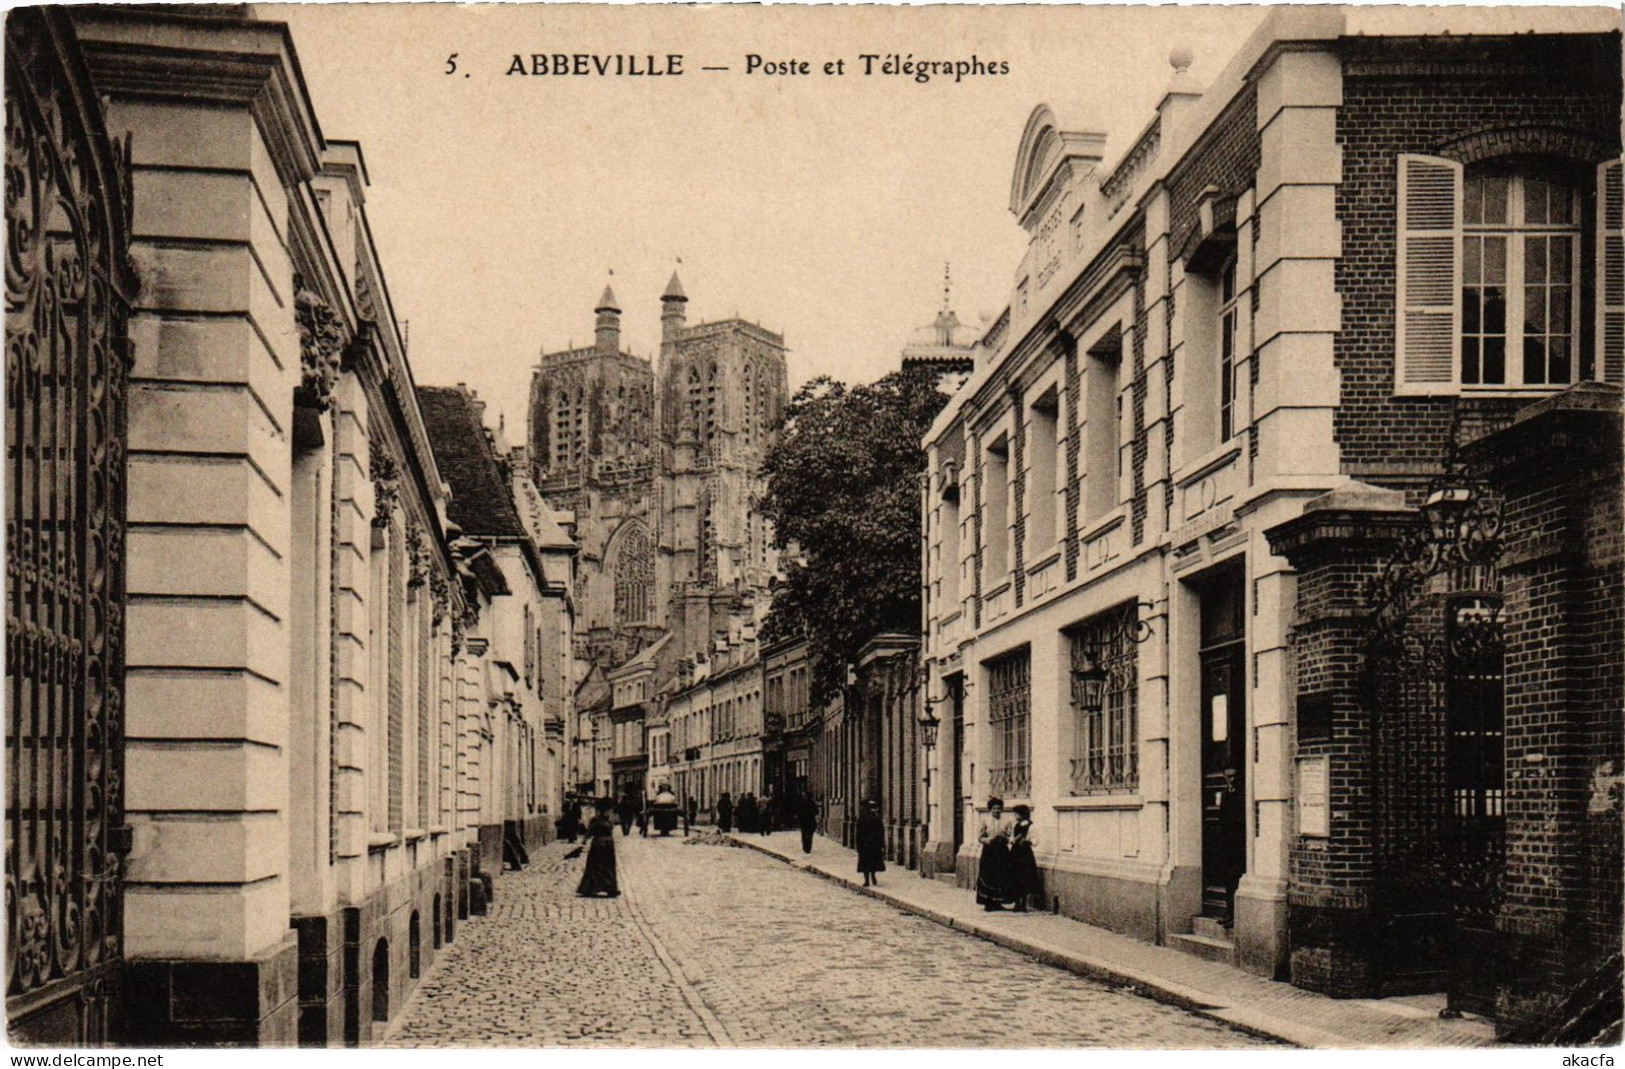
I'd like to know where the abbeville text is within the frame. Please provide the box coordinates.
[508,53,684,76]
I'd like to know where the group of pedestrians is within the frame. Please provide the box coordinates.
[974,797,1043,911]
[714,790,769,834]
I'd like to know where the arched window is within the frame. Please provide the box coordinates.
[611,521,654,625]
[687,366,703,438]
[743,364,755,447]
[704,363,719,448]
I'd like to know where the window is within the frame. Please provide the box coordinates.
[1068,603,1140,794]
[981,433,1010,586]
[1218,256,1240,441]
[611,521,654,625]
[1026,386,1059,553]
[986,648,1031,799]
[1398,155,1623,392]
[1084,327,1124,523]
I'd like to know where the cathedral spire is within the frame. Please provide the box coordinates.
[662,265,688,347]
[595,273,621,355]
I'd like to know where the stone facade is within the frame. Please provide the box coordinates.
[42,7,571,1045]
[920,4,1621,1016]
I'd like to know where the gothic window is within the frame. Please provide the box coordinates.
[698,488,717,585]
[743,365,755,447]
[687,366,703,438]
[611,522,655,625]
[705,363,719,448]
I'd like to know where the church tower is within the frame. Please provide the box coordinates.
[653,273,788,668]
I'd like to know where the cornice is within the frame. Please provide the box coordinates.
[70,10,323,186]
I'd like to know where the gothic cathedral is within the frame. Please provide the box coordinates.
[526,273,788,676]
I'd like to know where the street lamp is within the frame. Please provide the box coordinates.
[1069,656,1111,716]
[918,701,943,751]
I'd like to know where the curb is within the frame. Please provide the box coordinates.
[726,835,1312,1047]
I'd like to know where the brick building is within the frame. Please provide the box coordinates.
[4,8,572,1045]
[919,5,1620,1031]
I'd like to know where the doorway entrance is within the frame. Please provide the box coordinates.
[1197,564,1247,925]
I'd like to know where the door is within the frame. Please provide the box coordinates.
[1198,570,1247,925]
[5,7,137,1043]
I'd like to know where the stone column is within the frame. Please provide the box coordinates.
[75,8,323,1044]
[1264,482,1414,997]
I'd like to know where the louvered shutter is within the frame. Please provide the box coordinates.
[1395,154,1463,394]
[1596,159,1623,383]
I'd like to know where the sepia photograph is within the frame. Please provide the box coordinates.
[3,0,1622,1054]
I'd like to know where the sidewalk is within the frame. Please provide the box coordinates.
[729,830,1497,1049]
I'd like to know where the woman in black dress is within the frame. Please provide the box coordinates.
[716,791,734,833]
[855,800,886,887]
[975,797,1014,911]
[575,805,620,898]
[1006,804,1042,912]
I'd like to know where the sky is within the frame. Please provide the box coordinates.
[265,3,1268,436]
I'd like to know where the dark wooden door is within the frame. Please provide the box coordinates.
[1198,568,1247,925]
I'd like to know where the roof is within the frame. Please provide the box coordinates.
[417,385,527,539]
[662,270,687,302]
[596,283,620,313]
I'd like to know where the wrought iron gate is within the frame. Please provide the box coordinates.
[5,8,137,1044]
[1364,421,1508,1006]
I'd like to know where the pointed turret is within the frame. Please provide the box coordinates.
[661,270,688,346]
[595,279,621,355]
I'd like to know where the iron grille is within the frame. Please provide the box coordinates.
[986,648,1030,799]
[5,8,137,1040]
[1069,603,1141,794]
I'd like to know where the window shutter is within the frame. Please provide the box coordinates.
[1596,159,1623,383]
[1395,154,1463,395]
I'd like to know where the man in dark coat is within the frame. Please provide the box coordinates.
[856,800,886,887]
[619,789,639,837]
[795,790,819,854]
[737,792,758,834]
[716,791,733,833]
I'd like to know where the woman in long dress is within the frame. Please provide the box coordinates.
[1006,804,1042,912]
[855,800,886,887]
[716,792,734,833]
[975,797,1014,911]
[575,805,620,898]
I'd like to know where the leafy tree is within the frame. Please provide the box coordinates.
[759,365,950,703]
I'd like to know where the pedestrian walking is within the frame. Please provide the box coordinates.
[856,800,886,887]
[685,795,697,835]
[619,789,639,837]
[717,791,734,833]
[1007,804,1042,912]
[561,796,583,844]
[796,790,818,854]
[738,792,758,834]
[575,804,620,898]
[760,792,774,836]
[975,796,1015,911]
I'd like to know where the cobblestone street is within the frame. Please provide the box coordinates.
[386,834,1271,1048]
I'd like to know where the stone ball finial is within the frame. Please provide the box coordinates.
[1169,46,1194,73]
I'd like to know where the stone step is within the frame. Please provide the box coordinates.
[1192,916,1231,941]
[933,872,958,885]
[1167,931,1238,966]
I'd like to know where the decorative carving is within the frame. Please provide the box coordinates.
[370,450,400,527]
[406,521,429,587]
[293,272,346,411]
[429,569,451,627]
[353,250,377,322]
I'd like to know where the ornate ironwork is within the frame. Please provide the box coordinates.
[1362,404,1507,1007]
[5,8,136,1039]
[292,272,346,411]
[1067,601,1152,794]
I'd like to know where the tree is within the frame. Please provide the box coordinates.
[759,365,950,703]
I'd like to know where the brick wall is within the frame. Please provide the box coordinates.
[1334,36,1622,481]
